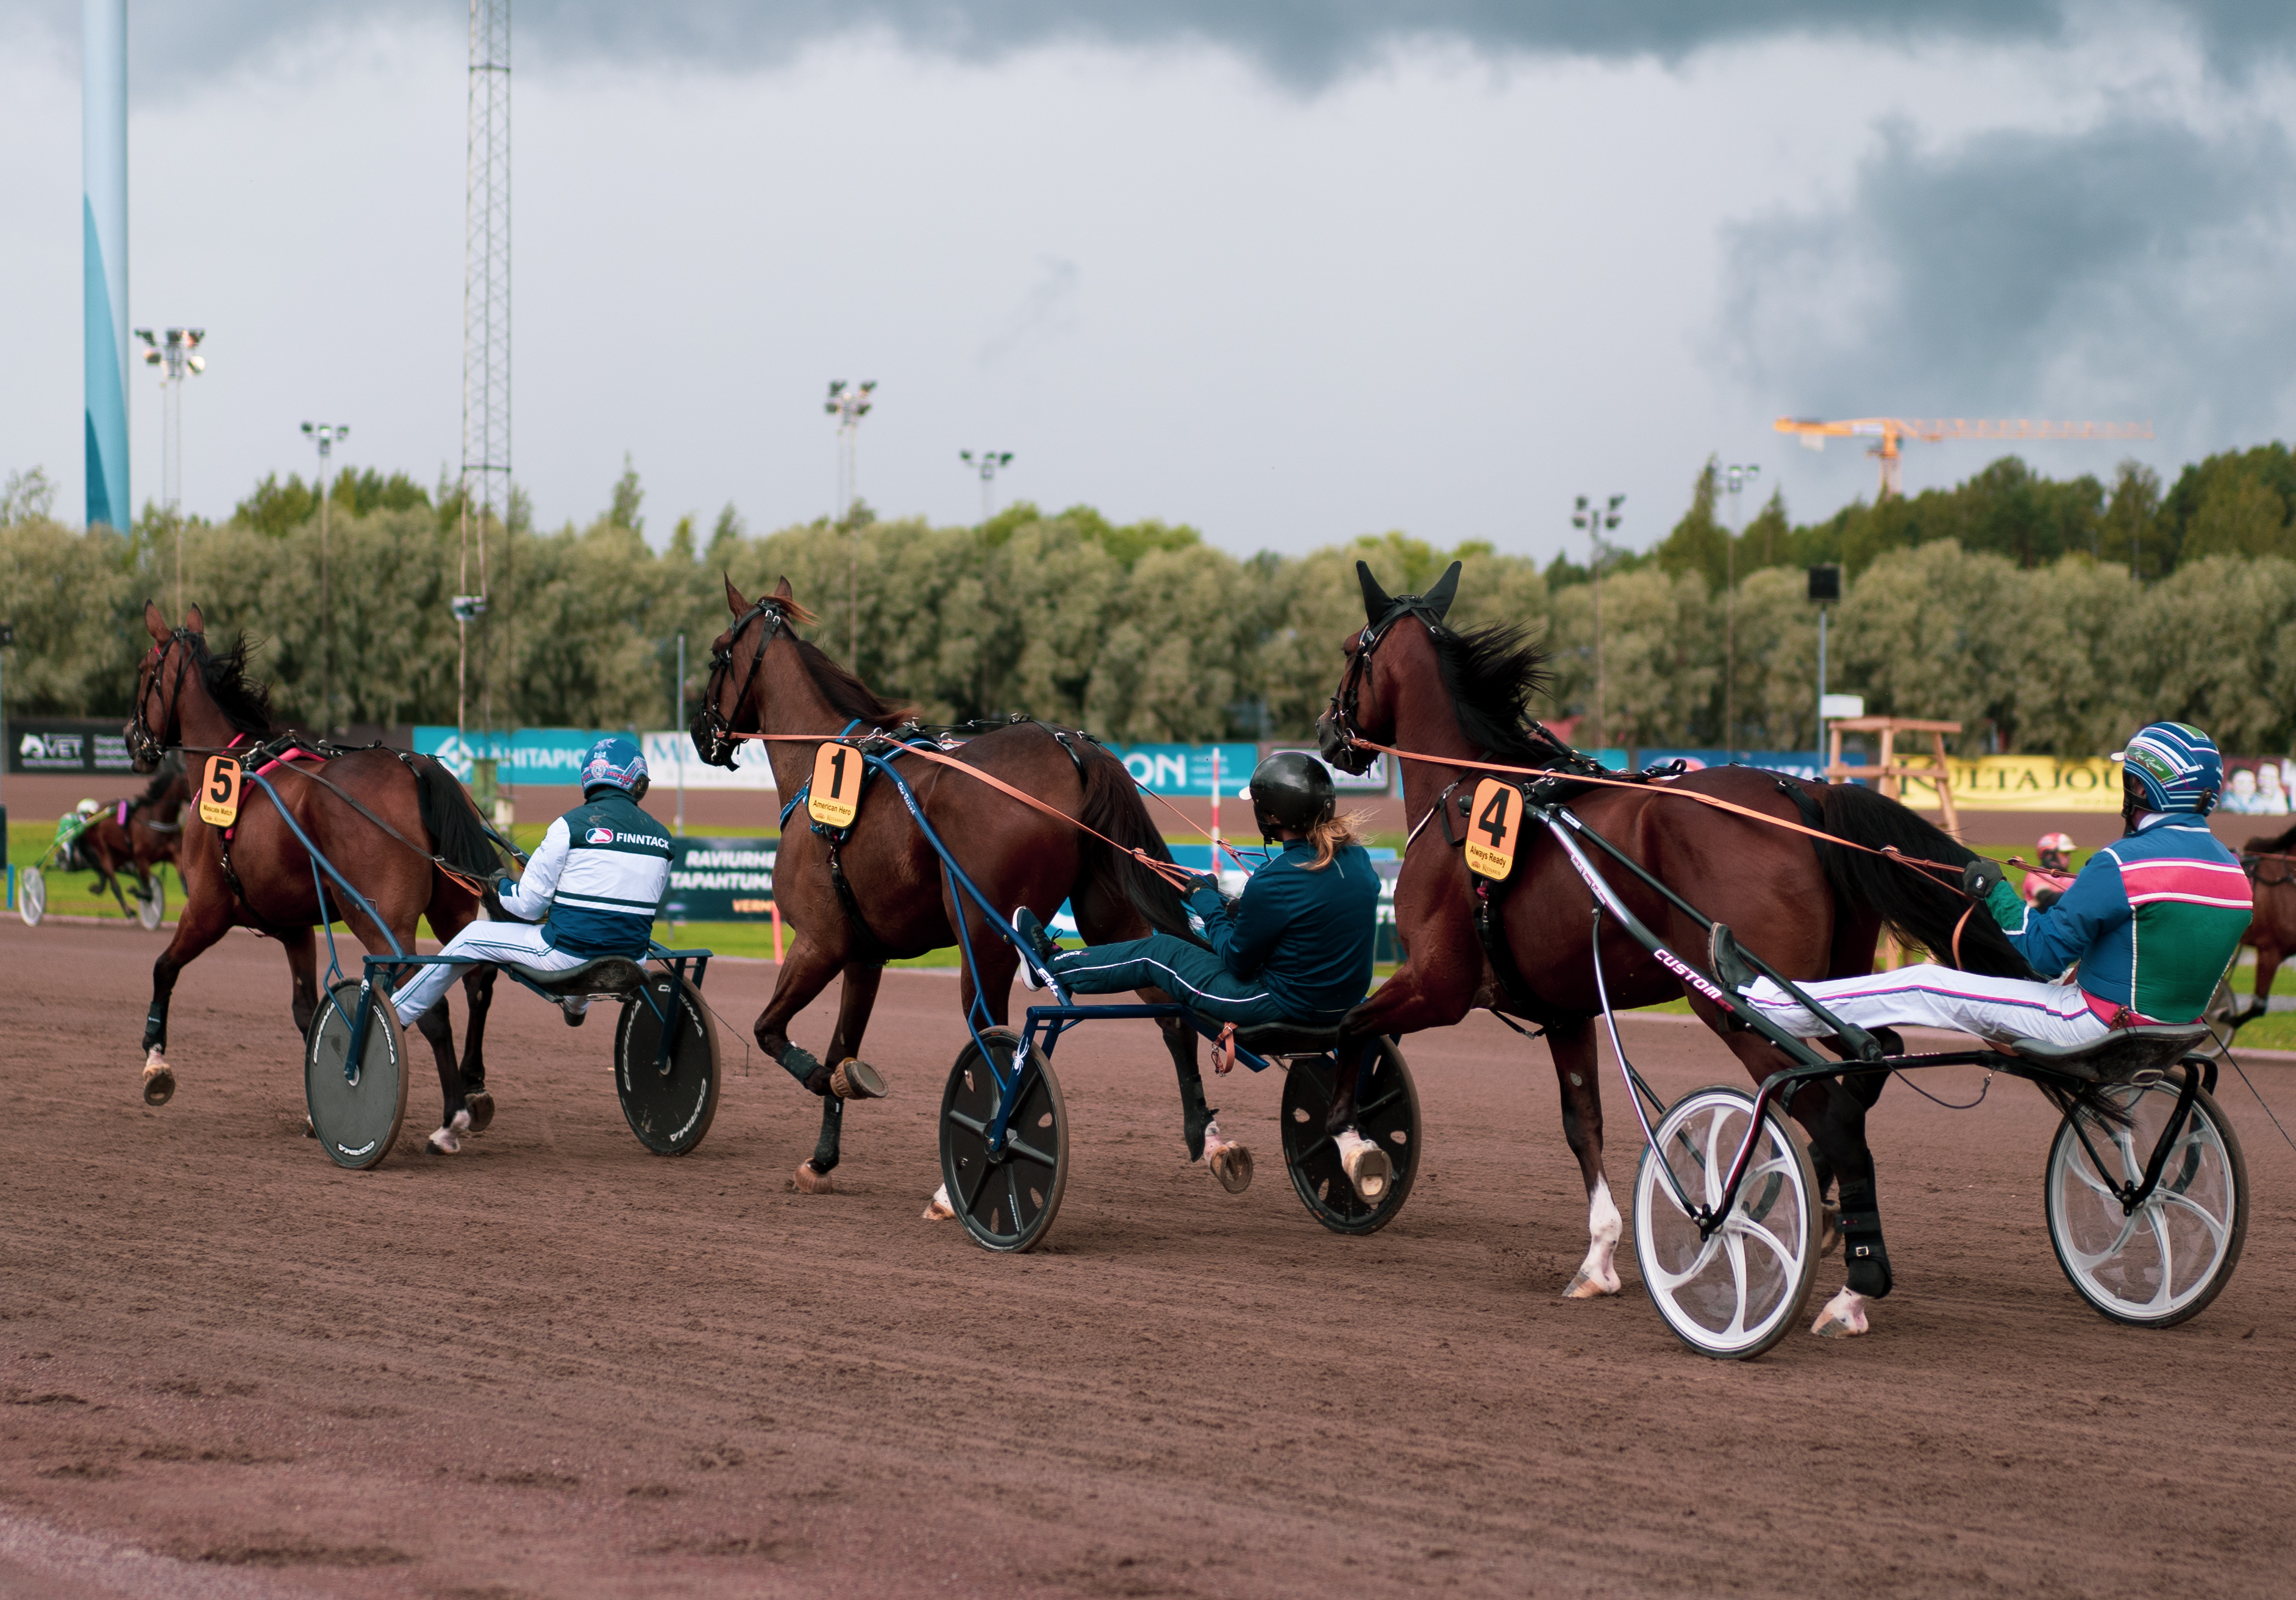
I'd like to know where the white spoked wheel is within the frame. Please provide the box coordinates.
[138,876,165,930]
[1633,1085,1821,1360]
[19,866,46,927]
[2045,1077,2247,1327]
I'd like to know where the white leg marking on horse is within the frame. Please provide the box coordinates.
[141,1046,176,1106]
[791,1161,834,1195]
[1564,1175,1624,1298]
[1202,1117,1254,1195]
[427,1107,472,1156]
[1812,1286,1870,1338]
[1334,1127,1391,1203]
[922,1182,955,1221]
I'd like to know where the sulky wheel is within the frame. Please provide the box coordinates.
[19,865,46,927]
[614,971,721,1156]
[304,979,410,1171]
[1280,1040,1420,1237]
[2045,1073,2247,1327]
[1633,1084,1820,1360]
[138,875,165,931]
[939,1029,1068,1253]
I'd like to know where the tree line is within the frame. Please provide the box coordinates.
[3,443,2294,757]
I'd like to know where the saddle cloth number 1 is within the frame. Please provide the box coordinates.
[808,741,861,829]
[199,755,244,828]
[1463,777,1520,880]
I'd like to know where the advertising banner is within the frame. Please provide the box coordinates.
[661,837,778,921]
[641,732,778,791]
[10,719,139,774]
[1887,755,2124,812]
[1108,743,1262,796]
[1635,749,1833,781]
[413,728,779,791]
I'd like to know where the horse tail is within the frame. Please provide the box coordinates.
[409,754,503,882]
[1806,782,2033,980]
[1075,743,1204,946]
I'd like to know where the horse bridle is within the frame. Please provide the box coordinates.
[126,630,196,770]
[1319,595,1453,776]
[691,600,793,768]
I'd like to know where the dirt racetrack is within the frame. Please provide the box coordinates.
[4,917,2295,1599]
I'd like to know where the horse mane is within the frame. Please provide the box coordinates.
[2247,820,2296,855]
[789,634,909,729]
[185,632,277,738]
[1428,621,1566,765]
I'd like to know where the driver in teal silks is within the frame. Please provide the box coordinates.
[1011,752,1379,1025]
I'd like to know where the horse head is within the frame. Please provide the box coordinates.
[690,576,812,768]
[1316,560,1460,773]
[127,601,205,772]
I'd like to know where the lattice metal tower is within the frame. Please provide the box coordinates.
[457,0,511,747]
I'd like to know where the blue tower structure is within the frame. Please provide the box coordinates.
[84,0,129,532]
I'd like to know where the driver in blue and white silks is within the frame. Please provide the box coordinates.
[391,737,674,1029]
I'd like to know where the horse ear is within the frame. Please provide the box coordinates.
[724,573,749,616]
[1424,561,1463,621]
[772,576,796,603]
[144,600,170,643]
[183,604,206,636]
[1357,562,1392,624]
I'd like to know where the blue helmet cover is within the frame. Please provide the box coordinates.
[2113,721,2222,813]
[580,735,649,795]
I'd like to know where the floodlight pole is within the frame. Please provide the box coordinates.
[302,421,347,735]
[675,632,686,837]
[1722,463,1759,759]
[960,449,1013,522]
[825,380,877,666]
[1572,494,1625,751]
[138,328,207,613]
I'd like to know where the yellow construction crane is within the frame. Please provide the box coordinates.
[1773,416,2154,499]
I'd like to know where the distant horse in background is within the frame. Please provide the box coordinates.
[690,576,1239,1198]
[126,602,504,1155]
[77,759,187,919]
[2236,823,2296,1024]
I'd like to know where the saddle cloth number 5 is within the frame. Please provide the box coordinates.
[808,741,861,829]
[1463,777,1520,880]
[199,755,244,828]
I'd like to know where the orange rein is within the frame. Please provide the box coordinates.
[727,730,1210,892]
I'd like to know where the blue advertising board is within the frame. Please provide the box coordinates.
[1107,743,1261,796]
[661,837,778,921]
[1634,749,1853,782]
[414,726,602,784]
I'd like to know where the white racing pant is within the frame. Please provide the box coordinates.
[1742,963,2111,1049]
[392,920,588,1027]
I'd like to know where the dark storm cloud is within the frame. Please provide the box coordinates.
[1714,112,2296,448]
[7,0,2292,85]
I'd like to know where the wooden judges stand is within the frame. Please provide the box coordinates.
[1827,717,1963,970]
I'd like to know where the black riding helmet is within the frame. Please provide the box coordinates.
[1250,751,1336,842]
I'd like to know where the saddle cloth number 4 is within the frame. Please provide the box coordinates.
[199,755,243,828]
[1464,777,1520,880]
[808,741,861,829]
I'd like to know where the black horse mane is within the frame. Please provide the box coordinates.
[2250,820,2296,854]
[790,634,909,729]
[1428,621,1571,765]
[184,632,277,737]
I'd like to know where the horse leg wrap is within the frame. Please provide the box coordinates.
[808,1095,843,1176]
[1174,1064,1214,1163]
[780,1043,825,1092]
[143,1007,166,1054]
[1837,1210,1894,1298]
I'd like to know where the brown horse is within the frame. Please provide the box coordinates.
[126,602,504,1151]
[690,577,1222,1195]
[1317,562,2030,1340]
[2236,823,2296,1023]
[77,760,187,918]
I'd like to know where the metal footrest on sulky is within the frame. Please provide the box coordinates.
[1232,1021,1344,1058]
[2006,1024,2211,1084]
[505,956,648,1001]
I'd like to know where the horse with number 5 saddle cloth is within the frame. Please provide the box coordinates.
[689,575,1235,1197]
[1315,559,2058,1343]
[124,601,506,1141]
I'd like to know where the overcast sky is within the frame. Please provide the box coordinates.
[2,2,2291,565]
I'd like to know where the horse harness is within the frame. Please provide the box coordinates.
[2243,851,2295,888]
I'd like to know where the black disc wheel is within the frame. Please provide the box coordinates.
[1280,1040,1421,1235]
[939,1029,1068,1253]
[304,979,410,1171]
[614,971,721,1155]
[2045,1075,2247,1327]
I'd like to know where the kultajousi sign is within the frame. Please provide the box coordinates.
[1887,755,2127,812]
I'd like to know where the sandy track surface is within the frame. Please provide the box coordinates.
[4,918,2294,1598]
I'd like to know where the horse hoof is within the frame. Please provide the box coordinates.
[1335,1129,1391,1204]
[1811,1287,1870,1338]
[923,1183,955,1221]
[1563,1268,1620,1299]
[829,1059,887,1101]
[791,1161,835,1195]
[304,1117,316,1139]
[1819,1202,1842,1258]
[463,1090,495,1134]
[141,1058,176,1107]
[1207,1140,1253,1195]
[428,1126,461,1155]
